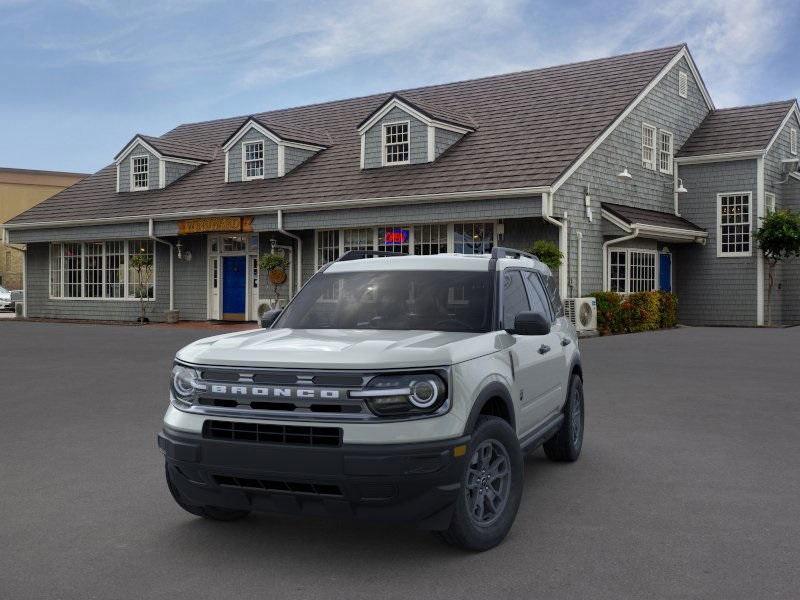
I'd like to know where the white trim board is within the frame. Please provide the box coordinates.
[552,46,714,193]
[221,119,327,153]
[356,96,474,136]
[675,150,764,165]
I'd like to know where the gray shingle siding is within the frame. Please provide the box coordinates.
[363,107,427,168]
[164,161,195,186]
[118,143,159,192]
[555,57,710,297]
[9,223,150,244]
[284,146,317,174]
[766,110,800,324]
[674,160,758,326]
[227,128,279,182]
[434,128,463,159]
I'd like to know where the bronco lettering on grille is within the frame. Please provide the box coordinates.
[208,385,341,400]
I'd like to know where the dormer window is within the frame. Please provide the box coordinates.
[131,156,149,190]
[383,122,410,165]
[243,141,265,179]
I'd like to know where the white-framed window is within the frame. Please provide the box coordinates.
[49,240,155,300]
[678,70,688,99]
[717,192,752,257]
[413,224,448,255]
[607,248,657,293]
[243,141,265,179]
[314,222,497,269]
[659,130,674,174]
[766,192,776,214]
[131,156,149,190]
[383,121,410,165]
[790,127,798,155]
[642,123,656,170]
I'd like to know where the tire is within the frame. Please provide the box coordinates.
[543,374,584,462]
[438,416,524,551]
[165,464,251,522]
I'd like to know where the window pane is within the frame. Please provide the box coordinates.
[502,271,530,330]
[317,230,340,266]
[132,156,149,189]
[343,228,374,252]
[105,241,126,298]
[413,224,448,255]
[454,222,493,254]
[521,271,551,319]
[63,243,83,298]
[244,141,264,178]
[128,239,154,299]
[84,242,104,298]
[610,250,626,293]
[378,226,410,254]
[719,194,751,254]
[384,122,409,164]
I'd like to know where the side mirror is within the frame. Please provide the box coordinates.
[511,311,551,336]
[260,308,282,329]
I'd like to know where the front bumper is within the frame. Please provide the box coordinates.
[158,426,470,530]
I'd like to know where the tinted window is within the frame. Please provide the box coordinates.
[522,271,551,320]
[502,271,530,330]
[275,270,494,332]
[541,273,565,317]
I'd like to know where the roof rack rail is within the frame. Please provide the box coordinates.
[337,249,408,262]
[490,247,539,261]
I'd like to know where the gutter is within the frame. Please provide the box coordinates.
[576,231,583,297]
[277,210,303,295]
[541,192,568,299]
[602,228,639,291]
[148,219,174,312]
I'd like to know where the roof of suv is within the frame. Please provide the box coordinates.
[324,253,550,274]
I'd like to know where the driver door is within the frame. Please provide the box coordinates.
[501,270,563,436]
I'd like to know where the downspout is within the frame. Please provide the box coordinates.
[602,228,639,291]
[148,219,174,312]
[576,231,583,297]
[541,192,568,299]
[2,228,26,317]
[277,209,302,295]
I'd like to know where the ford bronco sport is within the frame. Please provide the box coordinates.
[159,248,584,551]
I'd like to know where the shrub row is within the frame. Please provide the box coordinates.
[589,291,678,335]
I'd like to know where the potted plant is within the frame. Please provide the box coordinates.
[259,252,289,309]
[526,239,563,271]
[129,250,154,323]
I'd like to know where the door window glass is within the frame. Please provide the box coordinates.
[522,271,551,320]
[502,270,531,330]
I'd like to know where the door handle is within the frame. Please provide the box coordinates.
[560,337,571,346]
[538,344,551,354]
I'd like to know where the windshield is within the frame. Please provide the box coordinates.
[275,270,494,332]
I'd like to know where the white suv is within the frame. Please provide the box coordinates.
[159,248,584,551]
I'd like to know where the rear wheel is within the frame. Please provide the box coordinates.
[543,374,584,462]
[165,464,250,521]
[438,416,523,551]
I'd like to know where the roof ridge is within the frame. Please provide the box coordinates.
[167,44,686,133]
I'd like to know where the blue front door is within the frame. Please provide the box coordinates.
[222,256,246,319]
[659,253,672,292]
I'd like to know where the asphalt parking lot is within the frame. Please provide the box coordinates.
[1,322,798,600]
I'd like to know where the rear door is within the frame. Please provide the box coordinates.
[501,270,562,435]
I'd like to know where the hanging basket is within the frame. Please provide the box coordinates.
[268,267,287,285]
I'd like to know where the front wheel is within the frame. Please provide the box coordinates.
[438,416,523,551]
[543,374,584,462]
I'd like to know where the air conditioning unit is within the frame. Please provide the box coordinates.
[564,297,597,332]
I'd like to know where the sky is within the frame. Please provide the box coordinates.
[1,0,798,173]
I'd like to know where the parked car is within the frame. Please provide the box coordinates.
[158,248,584,551]
[0,285,14,311]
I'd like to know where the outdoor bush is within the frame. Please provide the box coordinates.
[589,290,678,335]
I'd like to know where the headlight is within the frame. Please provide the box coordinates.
[352,372,448,417]
[171,364,202,406]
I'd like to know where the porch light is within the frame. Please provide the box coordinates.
[676,178,688,194]
[616,167,633,181]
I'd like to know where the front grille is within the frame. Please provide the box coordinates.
[213,475,343,497]
[203,420,343,447]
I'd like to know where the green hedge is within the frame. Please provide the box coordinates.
[589,291,678,335]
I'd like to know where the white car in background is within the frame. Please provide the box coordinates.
[0,285,14,311]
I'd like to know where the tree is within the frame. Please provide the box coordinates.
[129,250,154,323]
[754,209,800,326]
[526,239,563,271]
[259,252,289,308]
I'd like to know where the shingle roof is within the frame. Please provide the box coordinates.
[677,100,796,157]
[356,93,475,130]
[11,45,686,226]
[603,202,705,232]
[221,117,332,149]
[114,134,217,163]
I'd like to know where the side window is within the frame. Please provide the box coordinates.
[522,271,552,320]
[541,273,565,317]
[502,270,531,330]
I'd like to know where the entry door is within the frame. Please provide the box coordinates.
[222,256,247,320]
[659,253,672,292]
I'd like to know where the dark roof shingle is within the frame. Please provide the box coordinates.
[603,202,705,232]
[12,45,686,225]
[677,100,796,157]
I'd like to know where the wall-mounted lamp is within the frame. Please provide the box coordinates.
[675,178,688,194]
[176,240,192,262]
[584,186,593,222]
[616,167,633,182]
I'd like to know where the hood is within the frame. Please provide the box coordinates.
[176,328,500,370]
